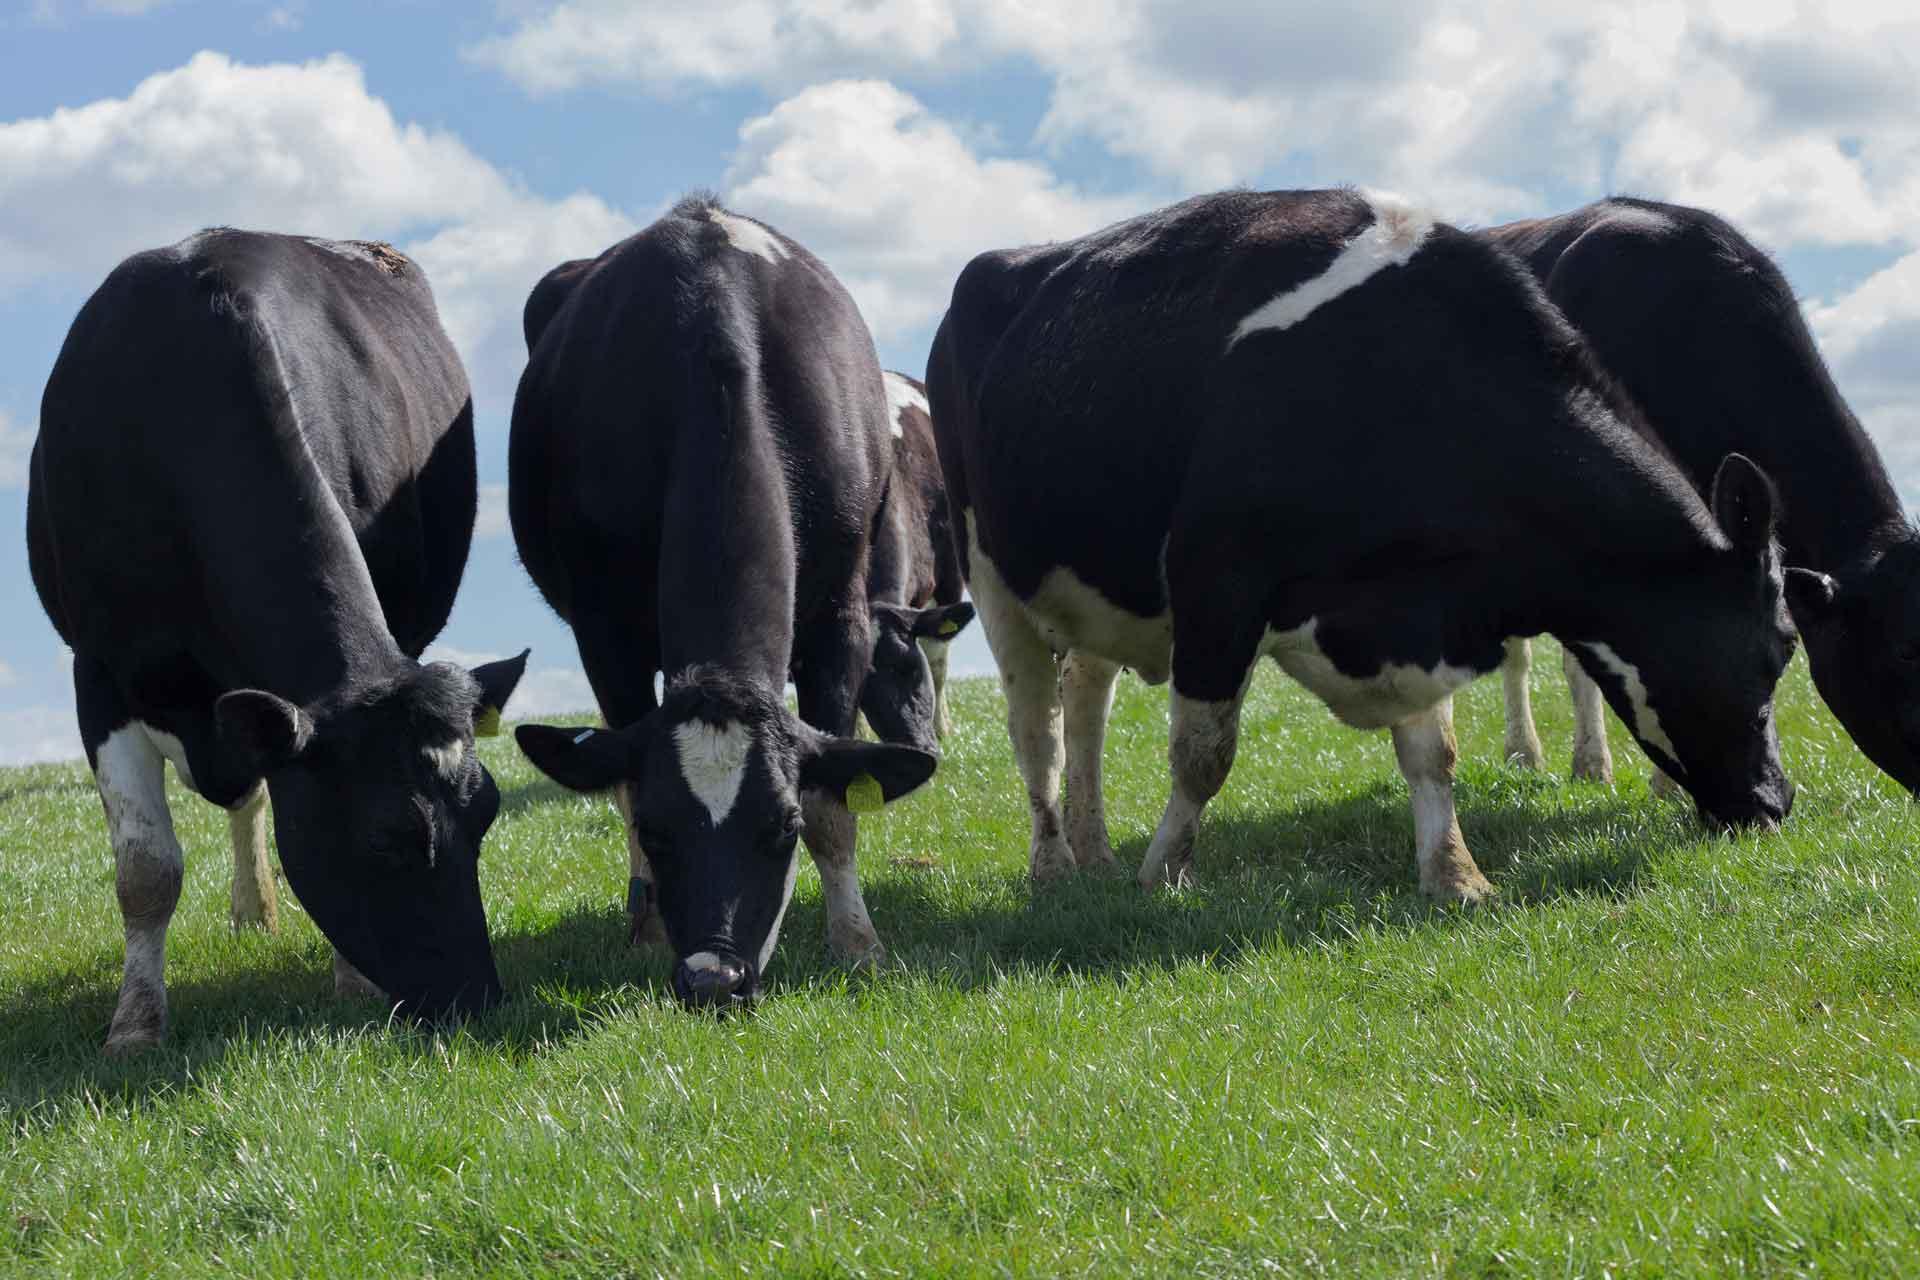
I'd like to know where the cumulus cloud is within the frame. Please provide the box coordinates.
[722,79,1140,342]
[0,408,30,489]
[424,645,597,720]
[474,483,511,540]
[0,706,82,766]
[0,50,640,447]
[1811,250,1920,508]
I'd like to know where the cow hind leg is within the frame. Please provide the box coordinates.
[919,636,954,739]
[1500,638,1546,770]
[1137,679,1249,890]
[1563,647,1615,784]
[977,591,1074,882]
[227,782,277,931]
[1060,650,1121,872]
[93,723,185,1054]
[1392,698,1495,906]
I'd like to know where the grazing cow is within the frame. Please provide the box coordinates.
[508,196,936,1009]
[862,370,975,747]
[28,230,527,1053]
[928,188,1800,900]
[1482,198,1920,793]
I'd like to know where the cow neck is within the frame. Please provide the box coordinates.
[655,403,797,692]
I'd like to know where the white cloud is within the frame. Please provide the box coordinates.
[1811,250,1920,509]
[0,706,82,766]
[0,661,17,689]
[722,79,1141,342]
[424,645,597,720]
[0,408,30,489]
[474,483,510,540]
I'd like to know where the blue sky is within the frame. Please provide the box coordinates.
[3,0,1918,762]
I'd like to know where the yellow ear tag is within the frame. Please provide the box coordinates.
[938,620,960,636]
[845,773,885,814]
[475,706,502,738]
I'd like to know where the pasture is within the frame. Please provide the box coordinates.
[4,642,1918,1277]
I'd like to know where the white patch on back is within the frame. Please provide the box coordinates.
[1227,191,1436,351]
[708,209,788,265]
[966,513,1173,684]
[1262,619,1481,729]
[883,372,929,441]
[1581,642,1680,764]
[673,719,752,826]
[138,722,197,794]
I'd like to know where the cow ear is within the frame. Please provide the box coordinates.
[1710,453,1779,558]
[216,689,315,773]
[470,649,530,736]
[515,723,637,793]
[800,738,938,811]
[911,601,975,639]
[1785,567,1840,622]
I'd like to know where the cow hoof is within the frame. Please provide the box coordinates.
[830,927,887,970]
[1570,754,1614,785]
[1423,871,1497,908]
[629,909,670,950]
[1648,768,1683,800]
[1076,845,1121,875]
[102,1027,163,1057]
[332,951,385,1000]
[1137,857,1197,892]
[1029,837,1078,883]
[1504,738,1546,771]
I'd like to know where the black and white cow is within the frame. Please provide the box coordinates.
[1481,198,1920,793]
[28,230,527,1053]
[927,188,1799,900]
[862,370,975,747]
[508,196,937,1009]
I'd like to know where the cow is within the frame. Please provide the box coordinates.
[861,370,975,748]
[508,196,937,1010]
[27,229,527,1053]
[1480,198,1920,794]
[927,188,1801,902]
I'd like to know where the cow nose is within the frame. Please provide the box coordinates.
[673,952,750,1010]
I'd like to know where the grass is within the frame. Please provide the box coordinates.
[3,640,1919,1277]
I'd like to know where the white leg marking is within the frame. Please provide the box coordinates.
[1391,698,1494,905]
[616,782,669,948]
[673,719,751,826]
[802,790,883,966]
[918,636,953,739]
[1500,637,1546,770]
[1580,642,1679,764]
[883,371,928,441]
[228,781,277,930]
[708,208,788,264]
[1138,684,1246,890]
[1563,647,1616,783]
[967,524,1074,880]
[1061,650,1121,872]
[1227,192,1435,351]
[95,724,184,1053]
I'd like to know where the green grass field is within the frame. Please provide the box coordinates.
[4,642,1919,1277]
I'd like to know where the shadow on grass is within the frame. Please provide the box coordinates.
[497,776,574,818]
[2,767,1677,1112]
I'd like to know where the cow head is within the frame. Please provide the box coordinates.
[859,602,975,750]
[215,650,528,1021]
[1783,536,1920,793]
[1566,454,1796,828]
[514,667,937,1010]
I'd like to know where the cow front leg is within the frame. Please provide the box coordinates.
[1563,647,1615,783]
[796,603,887,965]
[918,636,954,740]
[614,782,669,948]
[1500,637,1546,770]
[1137,679,1249,890]
[1392,698,1495,905]
[92,723,185,1054]
[1061,650,1121,872]
[227,782,278,930]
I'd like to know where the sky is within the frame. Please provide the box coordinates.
[2,0,1917,763]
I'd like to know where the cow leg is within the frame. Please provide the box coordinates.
[1500,638,1546,770]
[797,603,886,966]
[918,636,954,739]
[1392,698,1496,905]
[91,718,184,1054]
[1648,767,1683,800]
[227,782,277,931]
[1563,647,1615,783]
[1061,650,1121,872]
[1137,675,1250,890]
[973,582,1074,880]
[574,607,666,948]
[332,949,384,1000]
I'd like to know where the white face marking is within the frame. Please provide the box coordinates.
[673,719,752,826]
[1581,642,1680,766]
[1262,619,1481,730]
[966,513,1173,684]
[138,722,197,794]
[684,950,725,973]
[756,851,802,976]
[883,372,929,441]
[708,209,788,265]
[423,739,466,781]
[1227,191,1436,351]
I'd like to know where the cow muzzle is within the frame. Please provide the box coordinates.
[672,950,758,1012]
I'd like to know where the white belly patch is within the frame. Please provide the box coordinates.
[1263,620,1480,729]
